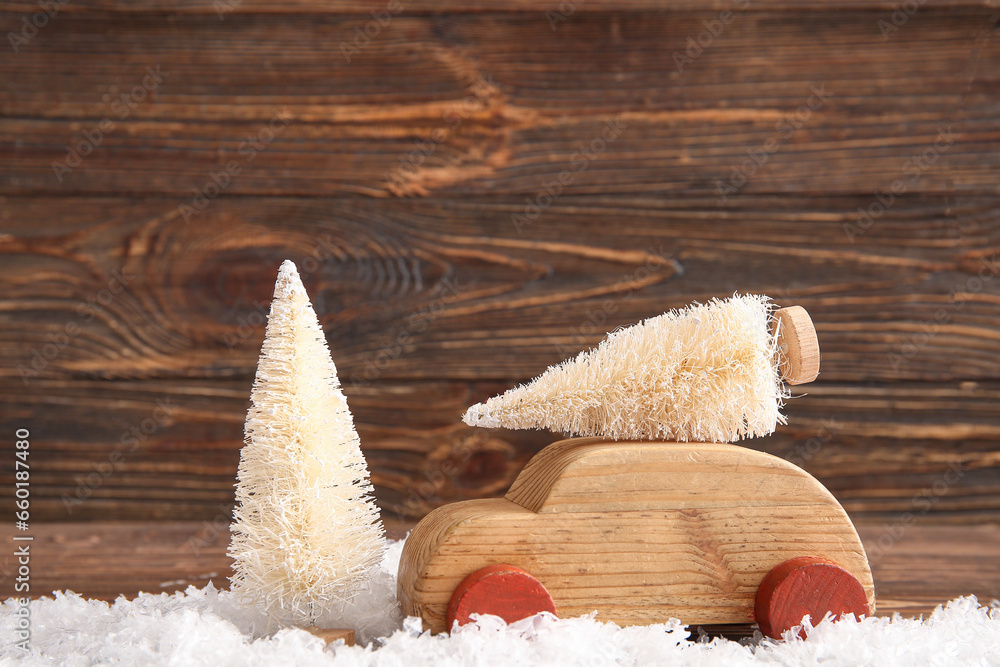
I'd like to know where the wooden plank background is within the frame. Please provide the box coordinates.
[1,3,999,530]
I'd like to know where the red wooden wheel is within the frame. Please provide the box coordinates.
[447,564,557,630]
[755,556,869,639]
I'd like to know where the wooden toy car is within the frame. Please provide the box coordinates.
[398,305,873,639]
[397,437,874,638]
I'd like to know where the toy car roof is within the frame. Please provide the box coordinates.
[506,437,845,513]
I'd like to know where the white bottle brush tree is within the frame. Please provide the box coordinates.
[228,260,385,625]
[463,294,790,443]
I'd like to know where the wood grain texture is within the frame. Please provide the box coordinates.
[0,0,998,532]
[2,380,999,522]
[1,11,998,196]
[1,195,999,385]
[2,1,999,13]
[7,521,996,632]
[398,439,875,633]
[1,192,997,519]
[773,306,820,385]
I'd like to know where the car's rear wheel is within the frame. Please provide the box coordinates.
[755,556,870,639]
[446,563,557,630]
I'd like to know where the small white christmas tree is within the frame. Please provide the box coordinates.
[228,260,385,623]
[463,294,788,443]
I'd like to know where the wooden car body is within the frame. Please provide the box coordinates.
[398,437,874,633]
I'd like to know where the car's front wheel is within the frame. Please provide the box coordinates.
[755,556,870,639]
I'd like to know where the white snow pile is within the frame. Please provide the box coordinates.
[3,540,999,667]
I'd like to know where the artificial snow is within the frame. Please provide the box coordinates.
[3,539,999,666]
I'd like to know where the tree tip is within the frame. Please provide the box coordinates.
[274,260,307,299]
[463,403,497,428]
